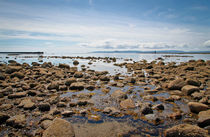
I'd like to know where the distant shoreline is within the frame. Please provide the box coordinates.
[0,52,44,54]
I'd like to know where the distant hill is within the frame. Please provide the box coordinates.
[91,50,210,54]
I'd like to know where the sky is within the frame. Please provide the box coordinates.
[0,0,210,53]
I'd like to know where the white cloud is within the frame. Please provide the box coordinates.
[203,40,210,48]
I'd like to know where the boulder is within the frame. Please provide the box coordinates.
[111,90,127,100]
[6,114,26,128]
[8,92,27,99]
[188,102,209,113]
[181,85,200,95]
[186,79,201,87]
[164,124,208,137]
[168,78,186,90]
[70,82,85,90]
[58,63,70,69]
[38,103,50,111]
[198,110,210,128]
[41,120,53,129]
[43,118,75,137]
[120,99,135,109]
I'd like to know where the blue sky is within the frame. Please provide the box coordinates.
[0,0,210,53]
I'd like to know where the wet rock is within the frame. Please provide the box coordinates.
[73,60,79,65]
[57,102,67,107]
[74,71,83,78]
[181,85,200,95]
[143,95,158,102]
[43,118,75,137]
[164,124,208,137]
[124,77,136,84]
[8,92,27,99]
[18,98,36,110]
[47,82,59,90]
[62,110,75,117]
[77,100,89,106]
[186,79,201,87]
[6,114,26,128]
[145,114,161,124]
[140,103,153,115]
[38,103,50,111]
[58,63,70,69]
[198,110,210,128]
[168,78,186,90]
[0,104,13,110]
[70,82,85,90]
[100,75,110,81]
[152,104,164,110]
[120,99,135,109]
[65,78,76,86]
[86,85,95,91]
[0,112,10,124]
[103,107,120,116]
[111,89,128,100]
[168,111,182,120]
[10,72,24,79]
[188,102,209,113]
[41,120,53,129]
[5,66,21,74]
[144,89,158,94]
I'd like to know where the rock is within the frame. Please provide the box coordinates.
[62,111,75,117]
[124,77,136,84]
[40,114,54,122]
[111,90,127,100]
[191,92,204,100]
[47,82,59,90]
[0,104,13,110]
[0,112,10,124]
[120,99,135,109]
[0,74,5,80]
[43,118,75,137]
[143,95,158,102]
[59,85,67,91]
[164,124,208,137]
[41,120,53,129]
[86,85,95,91]
[8,92,27,99]
[144,89,158,94]
[5,66,21,74]
[10,72,24,79]
[152,104,164,110]
[70,82,85,90]
[140,103,153,115]
[19,99,36,110]
[38,103,50,111]
[145,114,161,124]
[57,102,67,107]
[184,66,194,71]
[103,107,120,116]
[65,78,76,86]
[198,110,210,128]
[6,114,26,128]
[77,100,89,106]
[74,71,83,78]
[168,111,182,120]
[58,63,70,69]
[168,78,186,90]
[73,60,79,65]
[181,85,200,95]
[188,102,209,113]
[186,79,201,87]
[100,75,110,81]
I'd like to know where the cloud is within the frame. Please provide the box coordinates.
[191,6,208,11]
[203,40,210,48]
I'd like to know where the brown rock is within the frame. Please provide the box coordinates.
[74,71,83,78]
[0,112,10,124]
[38,103,50,111]
[10,72,24,79]
[111,89,127,99]
[19,98,36,110]
[188,102,209,113]
[8,92,27,99]
[73,60,79,65]
[65,78,76,86]
[198,110,210,128]
[168,78,186,90]
[120,99,135,109]
[47,82,60,90]
[43,118,75,137]
[164,124,208,137]
[100,75,110,81]
[70,82,85,90]
[58,63,70,69]
[41,120,53,129]
[181,85,200,95]
[6,114,26,128]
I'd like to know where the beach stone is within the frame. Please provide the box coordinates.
[19,98,36,110]
[188,102,209,113]
[120,99,135,109]
[65,78,76,86]
[140,103,153,115]
[10,72,24,79]
[41,120,53,129]
[47,82,59,90]
[57,102,67,107]
[103,107,120,116]
[58,63,70,69]
[152,104,164,110]
[70,82,85,90]
[73,60,79,65]
[164,124,208,137]
[8,92,27,99]
[181,85,200,95]
[168,78,186,90]
[191,92,203,100]
[0,112,10,124]
[186,79,201,87]
[124,77,136,84]
[100,75,110,81]
[5,66,21,74]
[6,114,26,128]
[0,74,5,80]
[111,89,127,99]
[74,71,83,78]
[0,104,13,110]
[43,118,75,137]
[198,110,210,128]
[62,111,75,117]
[38,103,50,111]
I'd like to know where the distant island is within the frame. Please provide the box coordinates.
[91,50,210,54]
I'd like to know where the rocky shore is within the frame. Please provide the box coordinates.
[0,57,209,137]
